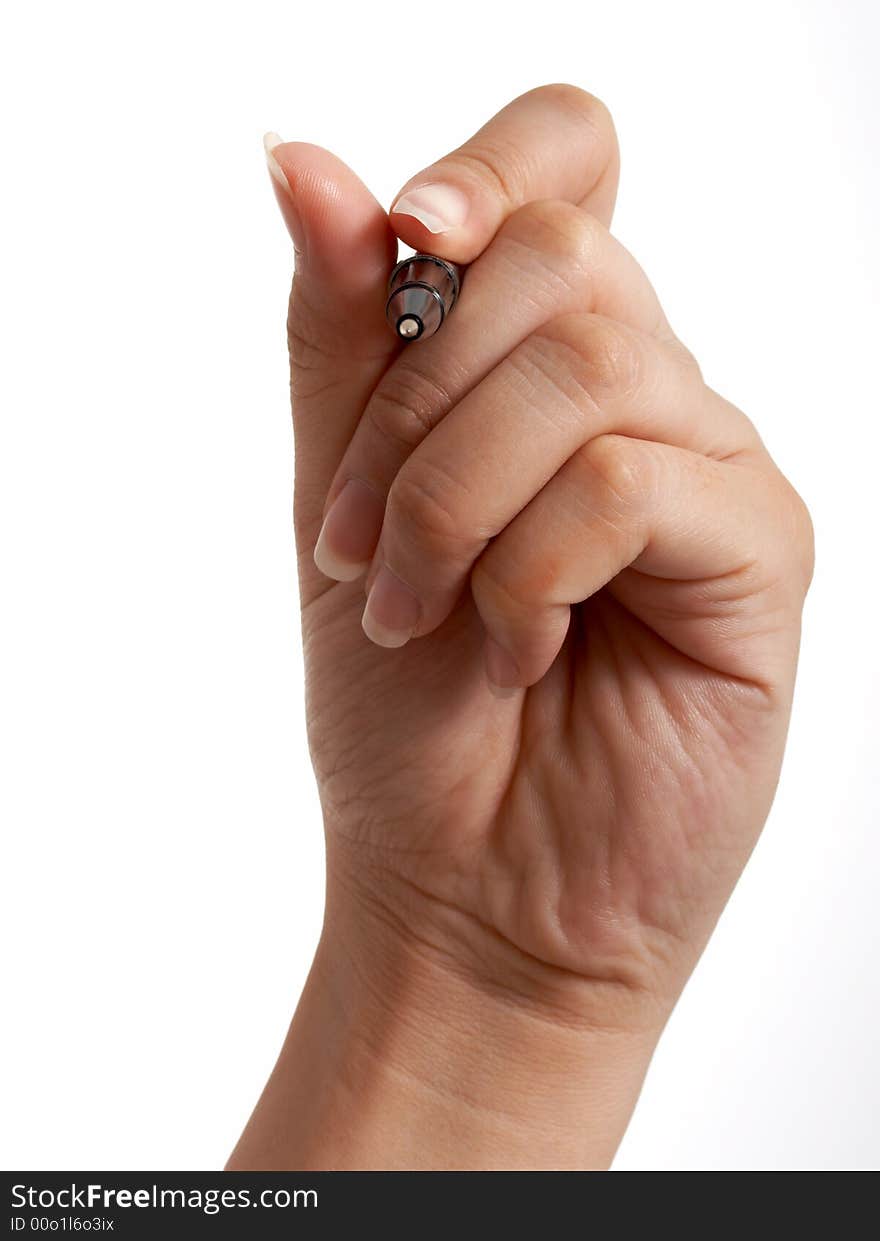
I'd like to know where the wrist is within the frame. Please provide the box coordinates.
[227,852,665,1171]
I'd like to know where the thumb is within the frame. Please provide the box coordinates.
[263,135,398,592]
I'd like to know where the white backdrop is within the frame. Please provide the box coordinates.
[1,0,877,1171]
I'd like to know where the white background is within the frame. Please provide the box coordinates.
[1,0,877,1171]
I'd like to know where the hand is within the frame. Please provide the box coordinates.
[230,85,813,1170]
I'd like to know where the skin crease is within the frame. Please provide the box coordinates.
[227,86,814,1171]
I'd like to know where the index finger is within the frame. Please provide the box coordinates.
[389,83,619,263]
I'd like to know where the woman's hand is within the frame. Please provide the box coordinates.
[229,85,813,1171]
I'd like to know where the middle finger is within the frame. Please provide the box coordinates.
[360,313,760,648]
[314,199,674,582]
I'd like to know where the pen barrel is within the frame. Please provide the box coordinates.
[386,254,461,341]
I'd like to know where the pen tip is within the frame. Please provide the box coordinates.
[397,316,421,339]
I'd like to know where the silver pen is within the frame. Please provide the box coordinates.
[385,253,462,342]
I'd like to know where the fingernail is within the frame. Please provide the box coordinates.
[390,183,470,234]
[362,566,420,648]
[263,132,306,254]
[263,132,289,193]
[314,478,385,582]
[484,638,521,691]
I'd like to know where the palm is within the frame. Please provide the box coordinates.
[301,557,792,990]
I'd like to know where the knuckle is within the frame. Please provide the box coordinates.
[665,335,704,380]
[286,281,395,403]
[444,142,530,207]
[527,82,615,138]
[580,434,655,506]
[529,313,643,402]
[501,199,604,267]
[780,478,815,591]
[386,459,475,553]
[286,291,346,401]
[366,364,453,451]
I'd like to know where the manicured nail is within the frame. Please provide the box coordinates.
[314,478,385,582]
[390,183,470,234]
[263,132,289,193]
[263,132,306,254]
[362,566,420,648]
[484,637,521,691]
